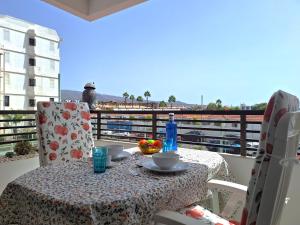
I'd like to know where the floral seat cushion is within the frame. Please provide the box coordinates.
[181,205,239,225]
[36,102,94,166]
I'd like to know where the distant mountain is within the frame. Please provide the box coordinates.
[61,89,191,107]
[61,90,124,102]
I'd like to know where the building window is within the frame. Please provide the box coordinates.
[4,52,10,64]
[4,96,9,107]
[49,41,55,51]
[29,99,36,107]
[29,37,36,46]
[49,97,55,102]
[37,78,43,91]
[5,73,10,86]
[50,79,55,88]
[50,60,55,70]
[29,58,36,66]
[3,29,10,41]
[29,78,36,86]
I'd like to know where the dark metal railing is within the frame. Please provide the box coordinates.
[0,109,264,156]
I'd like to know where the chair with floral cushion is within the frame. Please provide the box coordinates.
[154,90,300,225]
[36,101,94,166]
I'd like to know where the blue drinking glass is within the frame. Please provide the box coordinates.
[163,138,173,152]
[92,147,107,173]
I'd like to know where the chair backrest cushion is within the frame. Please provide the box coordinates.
[241,90,299,225]
[36,102,94,166]
[258,112,300,225]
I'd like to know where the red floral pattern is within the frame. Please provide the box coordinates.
[36,102,94,166]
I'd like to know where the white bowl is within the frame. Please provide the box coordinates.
[152,152,180,170]
[106,145,124,157]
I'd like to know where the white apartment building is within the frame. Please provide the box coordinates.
[0,15,60,110]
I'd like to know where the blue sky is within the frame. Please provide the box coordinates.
[0,0,300,105]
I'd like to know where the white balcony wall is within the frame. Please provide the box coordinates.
[3,95,25,110]
[3,51,26,74]
[35,96,59,102]
[4,73,26,95]
[4,73,58,97]
[0,28,59,60]
[35,37,59,60]
[0,27,25,52]
[1,52,59,78]
[35,56,59,77]
[35,76,58,96]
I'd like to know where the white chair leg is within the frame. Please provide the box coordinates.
[211,189,220,214]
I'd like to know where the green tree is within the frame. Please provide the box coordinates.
[168,95,176,108]
[216,99,222,109]
[252,102,267,110]
[159,100,167,108]
[122,92,129,108]
[206,102,218,110]
[144,91,151,108]
[229,106,240,110]
[129,95,135,108]
[136,96,143,108]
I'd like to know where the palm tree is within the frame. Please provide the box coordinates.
[168,95,176,108]
[123,92,129,109]
[144,91,151,108]
[159,101,167,108]
[216,99,222,109]
[136,96,143,108]
[129,95,135,108]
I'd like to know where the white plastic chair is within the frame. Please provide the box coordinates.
[154,91,300,225]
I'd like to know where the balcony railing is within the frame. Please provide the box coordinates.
[0,109,264,156]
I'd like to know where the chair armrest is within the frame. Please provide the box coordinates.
[154,210,205,225]
[207,179,247,196]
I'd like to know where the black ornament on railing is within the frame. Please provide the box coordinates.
[82,82,96,109]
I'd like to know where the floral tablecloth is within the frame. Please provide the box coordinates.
[0,148,231,225]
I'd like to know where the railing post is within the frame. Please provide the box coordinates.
[152,112,157,140]
[97,111,101,140]
[240,114,247,156]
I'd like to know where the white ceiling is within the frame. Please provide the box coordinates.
[42,0,147,21]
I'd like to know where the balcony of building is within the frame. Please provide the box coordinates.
[0,108,299,224]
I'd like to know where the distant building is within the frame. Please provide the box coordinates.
[0,15,60,110]
[240,103,252,110]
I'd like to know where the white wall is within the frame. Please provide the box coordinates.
[3,72,59,109]
[35,37,59,59]
[3,95,26,109]
[220,153,300,225]
[0,27,25,52]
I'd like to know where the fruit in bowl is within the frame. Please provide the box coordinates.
[138,139,162,154]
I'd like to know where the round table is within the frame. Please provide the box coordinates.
[0,148,230,225]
